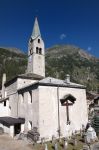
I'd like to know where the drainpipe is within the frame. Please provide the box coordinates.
[17,94,19,117]
[57,86,60,139]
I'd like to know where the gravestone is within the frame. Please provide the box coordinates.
[27,127,40,143]
[86,125,97,143]
[41,137,45,145]
[64,138,68,150]
[72,136,77,146]
[83,133,87,143]
[45,143,48,150]
[54,142,58,150]
[74,137,77,146]
[83,144,90,150]
[52,135,56,144]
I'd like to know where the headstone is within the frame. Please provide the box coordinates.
[74,138,77,146]
[54,142,58,150]
[72,136,77,146]
[83,144,90,150]
[86,125,97,143]
[64,138,68,150]
[80,129,83,137]
[52,135,56,144]
[41,137,45,145]
[27,127,40,143]
[45,143,48,150]
[83,133,87,143]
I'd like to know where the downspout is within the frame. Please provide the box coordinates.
[17,94,18,117]
[57,86,60,139]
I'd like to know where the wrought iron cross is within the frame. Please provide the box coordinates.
[62,100,73,125]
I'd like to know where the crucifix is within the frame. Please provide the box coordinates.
[62,100,73,125]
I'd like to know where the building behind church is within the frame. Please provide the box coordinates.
[0,18,88,141]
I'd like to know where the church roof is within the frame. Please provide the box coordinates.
[31,17,41,39]
[0,117,25,127]
[18,77,85,92]
[0,97,9,102]
[39,77,85,88]
[5,73,44,87]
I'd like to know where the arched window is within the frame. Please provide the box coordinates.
[36,47,39,54]
[39,48,42,54]
[38,39,40,43]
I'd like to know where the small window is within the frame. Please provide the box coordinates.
[38,39,40,43]
[36,47,39,54]
[4,101,6,107]
[39,48,42,54]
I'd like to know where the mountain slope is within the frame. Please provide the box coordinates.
[0,45,99,92]
[0,47,27,85]
[45,45,99,92]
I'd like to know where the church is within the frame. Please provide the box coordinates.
[0,18,88,140]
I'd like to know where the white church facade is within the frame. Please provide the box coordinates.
[0,18,88,140]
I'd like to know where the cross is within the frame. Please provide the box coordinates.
[62,100,73,125]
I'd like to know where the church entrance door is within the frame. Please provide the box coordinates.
[14,123,21,135]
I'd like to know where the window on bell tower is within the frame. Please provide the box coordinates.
[38,39,40,43]
[39,48,42,54]
[36,47,39,54]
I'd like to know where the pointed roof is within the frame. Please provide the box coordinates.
[31,17,41,39]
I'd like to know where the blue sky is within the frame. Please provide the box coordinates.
[0,0,99,57]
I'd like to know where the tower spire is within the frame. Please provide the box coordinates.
[31,17,41,39]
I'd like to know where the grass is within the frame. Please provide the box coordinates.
[31,134,84,150]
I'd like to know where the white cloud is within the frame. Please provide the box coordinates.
[87,46,92,51]
[60,33,67,40]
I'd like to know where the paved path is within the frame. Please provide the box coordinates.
[0,134,33,150]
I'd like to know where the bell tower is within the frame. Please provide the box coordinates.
[27,17,45,78]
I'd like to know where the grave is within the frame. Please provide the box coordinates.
[86,125,97,143]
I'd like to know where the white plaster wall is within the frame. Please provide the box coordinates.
[27,36,45,77]
[9,93,18,117]
[39,86,58,140]
[5,78,36,118]
[17,78,37,89]
[21,124,25,132]
[39,86,88,140]
[5,80,18,117]
[6,81,17,96]
[59,87,88,137]
[0,100,9,116]
[18,87,39,132]
[0,123,10,134]
[33,54,45,77]
[10,126,14,137]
